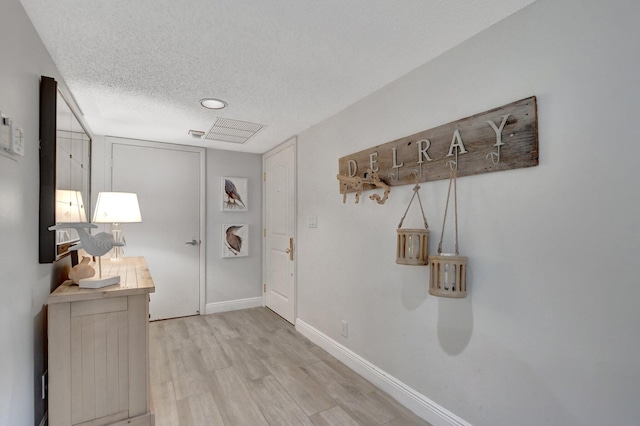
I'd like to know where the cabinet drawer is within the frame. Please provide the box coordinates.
[71,297,127,317]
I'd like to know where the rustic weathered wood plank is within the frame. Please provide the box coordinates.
[338,96,538,194]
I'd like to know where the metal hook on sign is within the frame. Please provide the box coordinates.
[446,149,459,171]
[387,172,397,182]
[486,145,501,165]
[411,170,421,191]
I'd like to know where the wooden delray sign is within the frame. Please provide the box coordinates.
[338,96,538,193]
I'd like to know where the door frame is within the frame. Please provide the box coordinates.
[262,136,297,322]
[105,136,207,316]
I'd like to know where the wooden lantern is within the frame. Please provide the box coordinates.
[396,228,429,265]
[429,254,467,298]
[430,161,467,297]
[396,182,429,265]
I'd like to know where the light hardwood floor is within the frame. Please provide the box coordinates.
[149,308,432,426]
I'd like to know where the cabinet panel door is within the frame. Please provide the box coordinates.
[70,306,129,424]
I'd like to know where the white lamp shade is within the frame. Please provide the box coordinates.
[55,190,87,223]
[92,192,142,223]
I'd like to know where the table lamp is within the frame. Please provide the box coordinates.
[54,190,87,243]
[92,191,142,261]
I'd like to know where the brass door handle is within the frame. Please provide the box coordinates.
[285,238,294,261]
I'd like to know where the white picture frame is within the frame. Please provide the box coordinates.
[222,224,248,257]
[221,177,248,211]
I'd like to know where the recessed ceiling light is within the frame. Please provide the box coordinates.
[200,98,227,110]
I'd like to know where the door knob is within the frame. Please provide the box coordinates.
[185,239,199,246]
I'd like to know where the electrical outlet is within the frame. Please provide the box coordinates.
[341,320,348,338]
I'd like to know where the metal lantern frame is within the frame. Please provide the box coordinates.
[396,181,429,265]
[429,163,467,298]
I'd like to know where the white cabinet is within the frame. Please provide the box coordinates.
[48,257,155,426]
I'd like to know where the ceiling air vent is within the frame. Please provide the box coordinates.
[204,118,265,144]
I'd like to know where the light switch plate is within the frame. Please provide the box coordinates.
[9,123,25,156]
[0,112,24,156]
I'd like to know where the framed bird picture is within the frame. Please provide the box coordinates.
[221,177,248,211]
[222,224,249,257]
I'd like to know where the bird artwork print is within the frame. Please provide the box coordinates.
[225,225,244,255]
[224,178,246,209]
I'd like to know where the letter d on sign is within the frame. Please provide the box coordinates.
[347,160,358,177]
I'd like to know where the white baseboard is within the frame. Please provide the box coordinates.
[205,297,263,315]
[295,319,472,426]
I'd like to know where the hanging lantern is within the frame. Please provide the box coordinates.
[429,254,467,298]
[429,163,467,298]
[396,181,429,265]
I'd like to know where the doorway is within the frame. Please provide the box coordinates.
[263,138,296,323]
[107,137,206,320]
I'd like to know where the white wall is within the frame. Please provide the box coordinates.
[0,1,79,424]
[206,149,263,305]
[92,139,263,309]
[296,0,640,425]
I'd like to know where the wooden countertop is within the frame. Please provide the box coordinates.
[48,256,155,304]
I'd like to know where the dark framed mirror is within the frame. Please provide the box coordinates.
[39,76,92,263]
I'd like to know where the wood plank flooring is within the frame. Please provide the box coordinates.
[149,308,431,426]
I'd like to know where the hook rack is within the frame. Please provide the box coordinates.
[446,149,459,171]
[486,146,501,165]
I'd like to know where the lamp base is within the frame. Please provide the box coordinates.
[79,275,121,289]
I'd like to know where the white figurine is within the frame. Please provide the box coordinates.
[48,222,123,257]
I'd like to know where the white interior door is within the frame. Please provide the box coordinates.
[264,139,296,323]
[110,138,204,320]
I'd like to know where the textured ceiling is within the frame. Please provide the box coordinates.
[20,0,536,154]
